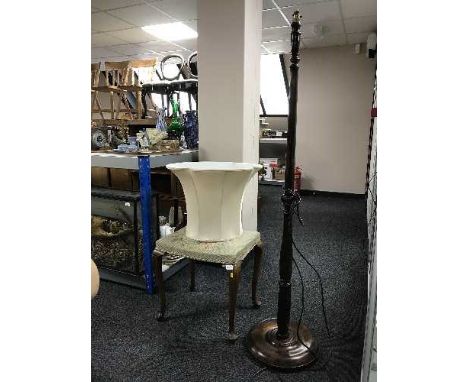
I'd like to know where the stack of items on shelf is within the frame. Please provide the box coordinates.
[90,100,198,154]
[91,55,199,155]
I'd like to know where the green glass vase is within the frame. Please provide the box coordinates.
[167,98,184,140]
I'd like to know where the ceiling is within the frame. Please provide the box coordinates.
[92,0,376,62]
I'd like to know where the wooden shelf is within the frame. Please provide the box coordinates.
[92,118,156,127]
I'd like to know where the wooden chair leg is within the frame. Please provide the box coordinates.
[227,262,241,342]
[95,94,105,120]
[116,91,122,119]
[120,91,133,120]
[155,253,166,321]
[91,91,97,119]
[110,91,115,119]
[252,243,263,308]
[190,260,196,292]
[136,89,142,119]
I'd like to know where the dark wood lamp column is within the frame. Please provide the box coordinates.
[247,10,318,369]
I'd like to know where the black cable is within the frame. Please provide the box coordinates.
[281,188,331,358]
[292,250,332,372]
[292,252,314,353]
[293,238,331,338]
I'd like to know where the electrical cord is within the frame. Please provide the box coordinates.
[292,249,331,370]
[287,190,331,337]
[280,188,331,360]
[292,238,331,338]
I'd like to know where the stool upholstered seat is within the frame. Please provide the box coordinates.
[153,229,264,341]
[155,228,261,265]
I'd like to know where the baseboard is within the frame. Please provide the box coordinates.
[300,189,365,198]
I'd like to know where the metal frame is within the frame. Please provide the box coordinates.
[91,191,142,275]
[138,155,155,294]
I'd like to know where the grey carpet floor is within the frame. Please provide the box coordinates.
[92,185,369,381]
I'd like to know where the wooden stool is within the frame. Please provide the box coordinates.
[154,228,263,342]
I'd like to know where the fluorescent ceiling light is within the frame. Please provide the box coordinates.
[142,22,197,41]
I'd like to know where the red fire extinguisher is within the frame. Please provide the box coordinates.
[294,166,302,192]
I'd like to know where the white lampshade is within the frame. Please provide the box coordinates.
[167,162,262,242]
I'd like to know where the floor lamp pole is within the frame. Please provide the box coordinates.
[247,11,318,369]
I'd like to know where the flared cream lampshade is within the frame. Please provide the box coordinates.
[166,162,262,242]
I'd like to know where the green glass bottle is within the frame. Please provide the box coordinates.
[167,98,184,139]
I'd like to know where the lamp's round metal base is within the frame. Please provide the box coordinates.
[247,318,318,369]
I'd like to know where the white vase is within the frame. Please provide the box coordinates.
[166,161,262,242]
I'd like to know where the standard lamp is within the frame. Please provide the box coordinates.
[247,10,318,369]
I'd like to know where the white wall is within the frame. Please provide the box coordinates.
[294,45,375,194]
[198,0,262,230]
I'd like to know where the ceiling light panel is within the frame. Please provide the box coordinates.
[142,22,198,41]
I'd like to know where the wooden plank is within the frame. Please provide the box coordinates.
[91,85,123,93]
[91,167,110,187]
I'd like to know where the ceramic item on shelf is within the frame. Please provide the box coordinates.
[136,131,150,149]
[155,139,180,152]
[128,136,137,146]
[91,128,108,150]
[155,107,167,132]
[146,128,167,147]
[126,144,138,153]
[166,162,262,242]
[183,110,198,149]
[116,144,128,152]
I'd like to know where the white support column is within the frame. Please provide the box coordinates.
[198,0,262,230]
